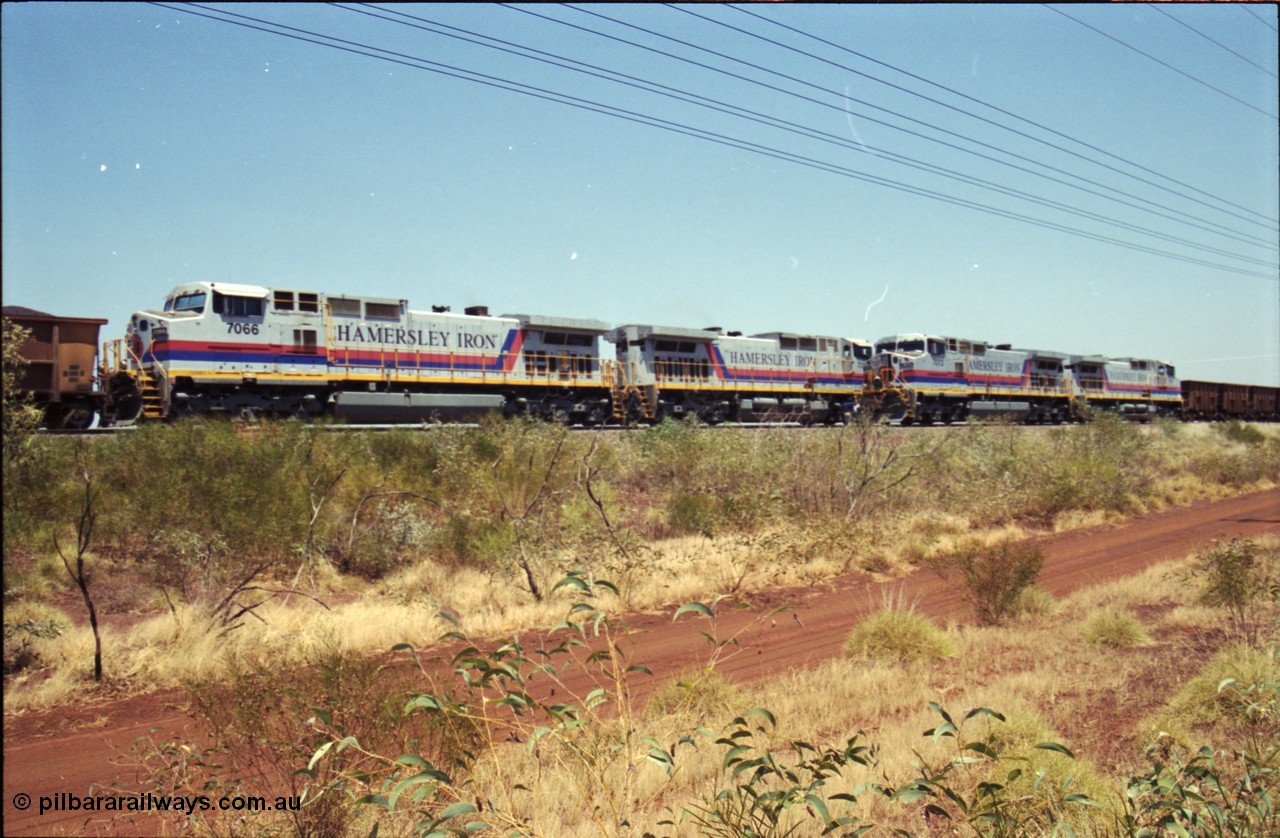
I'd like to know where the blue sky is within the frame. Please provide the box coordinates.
[4,3,1278,385]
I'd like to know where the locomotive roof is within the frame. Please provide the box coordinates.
[608,324,721,342]
[750,331,841,341]
[503,313,611,333]
[170,281,269,297]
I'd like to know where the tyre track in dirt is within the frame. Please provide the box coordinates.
[4,488,1277,836]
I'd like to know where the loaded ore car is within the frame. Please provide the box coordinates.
[3,306,108,428]
[1249,384,1278,420]
[1181,380,1280,421]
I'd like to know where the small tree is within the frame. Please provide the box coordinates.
[1196,539,1277,645]
[934,540,1046,626]
[55,451,104,681]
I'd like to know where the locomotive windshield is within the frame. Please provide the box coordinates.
[876,339,925,355]
[165,292,207,313]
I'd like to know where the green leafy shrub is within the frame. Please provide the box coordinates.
[666,491,719,537]
[1195,538,1279,643]
[1218,421,1267,446]
[935,539,1046,626]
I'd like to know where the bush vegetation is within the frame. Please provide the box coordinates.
[843,606,955,663]
[4,414,1280,832]
[1082,608,1152,648]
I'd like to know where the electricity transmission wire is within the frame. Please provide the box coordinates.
[1045,4,1278,120]
[1149,4,1278,80]
[523,2,1274,255]
[1238,3,1278,35]
[726,3,1278,228]
[153,2,1278,281]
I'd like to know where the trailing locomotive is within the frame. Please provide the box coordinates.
[860,332,1183,424]
[608,325,872,424]
[5,285,1275,427]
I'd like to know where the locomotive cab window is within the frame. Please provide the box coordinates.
[166,292,207,313]
[273,291,295,311]
[927,339,945,356]
[298,293,319,313]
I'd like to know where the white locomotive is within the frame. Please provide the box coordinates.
[607,325,872,423]
[105,281,612,424]
[862,332,1181,424]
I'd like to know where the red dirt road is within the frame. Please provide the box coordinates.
[4,488,1277,836]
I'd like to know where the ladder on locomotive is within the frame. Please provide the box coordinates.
[603,360,655,422]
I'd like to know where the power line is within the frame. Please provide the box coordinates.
[495,3,1277,260]
[1239,3,1278,34]
[729,3,1279,228]
[1045,4,1278,120]
[348,2,1274,267]
[154,2,1278,281]
[1150,4,1278,80]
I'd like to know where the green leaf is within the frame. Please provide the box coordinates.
[805,793,832,823]
[355,793,390,811]
[396,754,431,769]
[388,771,442,811]
[963,742,998,758]
[1034,741,1076,758]
[553,574,590,593]
[308,741,334,771]
[673,601,715,621]
[404,695,443,714]
[964,706,1005,723]
[439,801,479,819]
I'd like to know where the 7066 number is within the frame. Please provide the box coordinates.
[227,323,260,335]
